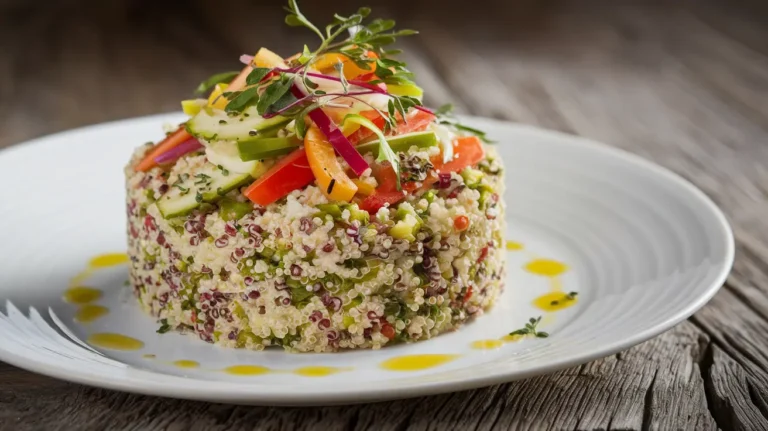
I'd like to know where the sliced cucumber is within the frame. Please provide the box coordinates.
[157,164,252,219]
[186,106,290,142]
[356,131,438,155]
[237,135,302,161]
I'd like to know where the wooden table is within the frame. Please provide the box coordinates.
[2,0,768,429]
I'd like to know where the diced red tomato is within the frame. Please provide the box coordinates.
[437,136,485,173]
[361,135,486,212]
[359,191,406,214]
[243,148,315,206]
[463,286,473,304]
[393,109,435,136]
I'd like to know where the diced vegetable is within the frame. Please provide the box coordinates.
[218,198,254,221]
[460,167,484,187]
[438,136,486,173]
[356,131,437,155]
[135,127,193,172]
[304,125,358,202]
[154,138,203,165]
[181,99,206,116]
[359,191,405,214]
[243,148,315,206]
[394,110,436,135]
[237,135,302,161]
[389,212,420,241]
[351,179,375,196]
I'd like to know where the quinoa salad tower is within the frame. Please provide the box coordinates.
[126,1,505,352]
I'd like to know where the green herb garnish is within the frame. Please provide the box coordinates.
[157,319,172,334]
[509,316,549,338]
[435,103,494,143]
[195,71,240,95]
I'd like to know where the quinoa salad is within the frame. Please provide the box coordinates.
[126,1,505,353]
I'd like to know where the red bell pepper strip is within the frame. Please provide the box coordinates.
[243,148,315,206]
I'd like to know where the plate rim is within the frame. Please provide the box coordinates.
[0,112,735,405]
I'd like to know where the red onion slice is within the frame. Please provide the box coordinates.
[290,85,369,176]
[154,138,203,165]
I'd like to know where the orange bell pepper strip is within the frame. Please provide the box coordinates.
[243,148,315,206]
[314,51,378,80]
[135,127,192,172]
[305,124,359,202]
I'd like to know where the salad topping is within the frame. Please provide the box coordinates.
[135,0,491,214]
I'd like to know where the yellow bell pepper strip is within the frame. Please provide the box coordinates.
[207,83,229,109]
[305,124,358,202]
[228,48,288,94]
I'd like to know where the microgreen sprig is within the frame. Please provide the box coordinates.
[509,316,549,338]
[435,104,495,143]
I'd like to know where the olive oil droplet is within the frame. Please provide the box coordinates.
[224,365,271,376]
[75,305,108,323]
[380,354,458,372]
[471,339,504,350]
[524,259,568,277]
[173,360,200,369]
[89,253,129,268]
[293,366,345,377]
[88,333,144,351]
[63,287,102,305]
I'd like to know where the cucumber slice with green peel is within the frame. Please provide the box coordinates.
[356,131,438,155]
[156,164,252,219]
[186,106,290,142]
[237,135,302,161]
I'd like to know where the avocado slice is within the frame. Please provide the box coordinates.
[237,135,302,161]
[356,131,438,155]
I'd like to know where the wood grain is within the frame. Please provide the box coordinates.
[1,0,768,429]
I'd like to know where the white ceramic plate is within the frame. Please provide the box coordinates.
[0,114,733,405]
